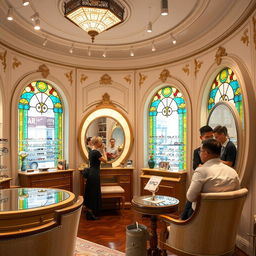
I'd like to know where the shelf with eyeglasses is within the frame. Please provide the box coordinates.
[0,137,10,188]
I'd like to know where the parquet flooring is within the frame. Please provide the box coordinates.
[77,208,248,256]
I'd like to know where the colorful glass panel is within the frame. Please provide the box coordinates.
[208,68,243,119]
[18,81,63,169]
[148,86,187,171]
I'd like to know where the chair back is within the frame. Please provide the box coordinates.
[165,188,248,256]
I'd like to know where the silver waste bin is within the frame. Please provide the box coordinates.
[125,223,149,256]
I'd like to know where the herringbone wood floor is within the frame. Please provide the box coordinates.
[77,208,248,256]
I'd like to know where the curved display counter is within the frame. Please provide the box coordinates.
[0,187,75,236]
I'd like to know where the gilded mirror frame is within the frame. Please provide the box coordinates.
[78,94,133,167]
[207,101,243,174]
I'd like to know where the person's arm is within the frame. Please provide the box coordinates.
[222,142,237,167]
[186,170,204,202]
[192,148,201,170]
[99,144,107,163]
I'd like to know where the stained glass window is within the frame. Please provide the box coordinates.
[18,81,63,169]
[148,86,187,171]
[208,68,243,119]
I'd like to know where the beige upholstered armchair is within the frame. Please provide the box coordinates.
[159,188,248,256]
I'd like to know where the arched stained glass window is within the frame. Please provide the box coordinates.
[208,67,243,119]
[148,86,187,171]
[18,81,63,169]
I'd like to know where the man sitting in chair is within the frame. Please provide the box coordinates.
[185,138,240,218]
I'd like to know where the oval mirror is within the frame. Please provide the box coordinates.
[79,103,133,167]
[207,101,243,170]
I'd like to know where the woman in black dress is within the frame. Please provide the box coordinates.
[84,136,107,220]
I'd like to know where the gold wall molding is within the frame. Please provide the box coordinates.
[241,29,249,46]
[194,59,203,76]
[253,16,256,49]
[12,57,21,69]
[139,73,147,87]
[0,50,7,72]
[98,92,115,107]
[124,74,132,85]
[65,70,73,85]
[159,69,171,82]
[100,74,112,85]
[37,64,50,78]
[80,74,88,84]
[182,64,190,76]
[215,46,227,65]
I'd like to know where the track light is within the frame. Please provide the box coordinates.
[34,18,40,30]
[151,41,156,52]
[42,38,48,46]
[130,47,134,57]
[147,22,152,33]
[7,8,14,21]
[22,0,30,6]
[170,34,176,44]
[69,44,74,54]
[161,0,168,16]
[102,49,107,58]
[31,12,39,21]
[88,47,91,56]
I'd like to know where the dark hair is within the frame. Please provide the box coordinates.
[213,125,228,136]
[86,137,92,145]
[202,138,221,156]
[109,138,115,142]
[199,125,213,136]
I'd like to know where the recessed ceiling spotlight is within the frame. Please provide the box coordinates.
[6,8,14,21]
[161,0,168,16]
[69,44,74,54]
[102,49,107,58]
[42,38,48,46]
[151,41,156,52]
[170,34,177,44]
[34,18,41,30]
[147,22,152,33]
[22,0,30,6]
[130,47,134,57]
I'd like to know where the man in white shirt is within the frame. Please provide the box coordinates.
[186,138,240,214]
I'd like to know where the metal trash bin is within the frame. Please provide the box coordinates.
[125,223,149,256]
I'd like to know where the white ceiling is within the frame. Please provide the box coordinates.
[0,0,255,69]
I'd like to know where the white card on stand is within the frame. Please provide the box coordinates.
[144,176,163,192]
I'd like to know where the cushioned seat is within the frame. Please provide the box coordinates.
[159,188,248,256]
[101,185,125,209]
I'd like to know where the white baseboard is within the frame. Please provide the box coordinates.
[236,235,251,255]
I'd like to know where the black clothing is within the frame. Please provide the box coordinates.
[84,149,102,214]
[192,147,202,170]
[221,140,237,167]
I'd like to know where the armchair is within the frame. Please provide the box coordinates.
[159,188,248,256]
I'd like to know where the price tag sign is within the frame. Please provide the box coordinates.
[144,176,162,192]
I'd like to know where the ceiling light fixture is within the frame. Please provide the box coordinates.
[42,38,48,46]
[7,8,14,21]
[34,18,40,30]
[102,49,107,58]
[170,34,176,44]
[161,0,168,16]
[22,0,30,6]
[64,0,125,43]
[151,41,156,52]
[69,44,74,54]
[130,47,134,57]
[147,22,152,33]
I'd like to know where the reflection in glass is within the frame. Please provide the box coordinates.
[208,103,238,147]
[86,117,124,161]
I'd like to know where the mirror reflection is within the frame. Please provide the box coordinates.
[86,117,125,162]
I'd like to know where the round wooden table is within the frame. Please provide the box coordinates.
[132,195,179,256]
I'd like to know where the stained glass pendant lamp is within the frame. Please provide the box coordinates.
[64,0,125,43]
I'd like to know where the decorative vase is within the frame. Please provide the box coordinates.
[21,160,26,172]
[148,158,155,169]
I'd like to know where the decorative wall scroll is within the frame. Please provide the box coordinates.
[0,50,7,72]
[159,69,171,83]
[80,74,88,84]
[215,46,227,65]
[241,29,249,46]
[13,57,22,69]
[182,64,190,75]
[98,92,115,107]
[124,74,132,85]
[194,59,203,76]
[139,73,147,87]
[100,74,112,85]
[37,64,50,78]
[253,16,256,49]
[65,70,73,85]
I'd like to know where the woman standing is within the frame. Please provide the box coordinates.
[84,136,107,220]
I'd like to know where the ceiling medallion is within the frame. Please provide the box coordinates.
[64,0,125,43]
